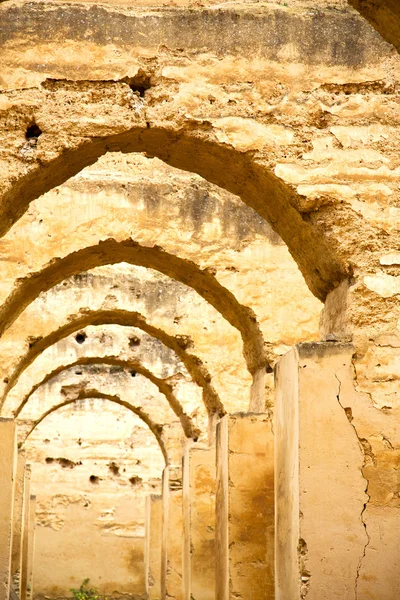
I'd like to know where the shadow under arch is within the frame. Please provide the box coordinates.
[18,390,169,463]
[0,238,266,378]
[13,355,201,439]
[0,119,347,301]
[1,308,222,414]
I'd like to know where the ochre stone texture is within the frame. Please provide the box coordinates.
[275,343,373,600]
[20,467,32,600]
[145,495,162,600]
[25,399,164,599]
[0,419,17,600]
[0,0,400,598]
[162,487,183,600]
[349,0,400,54]
[27,495,37,600]
[216,414,274,600]
[182,443,216,600]
[11,452,26,578]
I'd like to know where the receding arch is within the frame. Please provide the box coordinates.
[14,356,201,439]
[18,390,169,463]
[1,309,222,414]
[0,238,265,378]
[0,112,347,300]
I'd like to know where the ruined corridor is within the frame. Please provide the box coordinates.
[0,0,400,599]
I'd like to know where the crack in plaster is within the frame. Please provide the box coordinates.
[334,372,371,600]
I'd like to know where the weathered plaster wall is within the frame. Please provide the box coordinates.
[0,0,399,598]
[24,399,165,599]
[275,344,368,599]
[216,414,274,600]
[0,154,322,415]
[144,495,162,600]
[182,443,216,600]
[0,419,17,600]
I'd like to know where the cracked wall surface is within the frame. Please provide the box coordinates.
[0,0,400,598]
[275,344,369,600]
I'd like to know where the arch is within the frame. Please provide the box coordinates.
[0,109,346,300]
[348,0,400,54]
[0,238,266,376]
[18,390,169,463]
[1,309,222,414]
[14,356,201,439]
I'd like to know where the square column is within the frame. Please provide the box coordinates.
[182,443,216,600]
[20,467,32,600]
[11,452,26,579]
[274,343,368,600]
[145,495,162,600]
[161,468,183,600]
[215,413,274,600]
[27,495,36,600]
[0,418,17,600]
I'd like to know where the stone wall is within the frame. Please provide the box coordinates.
[0,0,399,598]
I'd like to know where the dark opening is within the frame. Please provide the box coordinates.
[130,370,137,378]
[25,122,42,139]
[75,332,86,344]
[108,462,120,476]
[129,475,142,486]
[129,335,140,348]
[28,336,42,349]
[89,475,100,484]
[125,70,152,98]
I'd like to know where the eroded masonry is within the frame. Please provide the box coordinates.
[0,0,400,598]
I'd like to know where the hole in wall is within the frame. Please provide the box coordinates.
[75,332,87,344]
[59,457,81,469]
[129,475,142,486]
[108,462,120,476]
[126,70,152,98]
[28,336,42,349]
[25,121,42,140]
[46,456,82,468]
[129,336,140,348]
[130,370,137,378]
[89,475,100,484]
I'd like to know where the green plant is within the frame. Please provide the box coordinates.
[70,579,100,600]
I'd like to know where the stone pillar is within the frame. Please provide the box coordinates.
[20,467,32,600]
[161,468,183,600]
[161,468,169,600]
[0,418,17,600]
[215,414,274,600]
[182,443,216,600]
[274,343,368,600]
[145,494,162,600]
[11,452,26,579]
[27,495,36,600]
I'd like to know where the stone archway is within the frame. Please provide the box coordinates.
[0,82,347,301]
[13,356,201,439]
